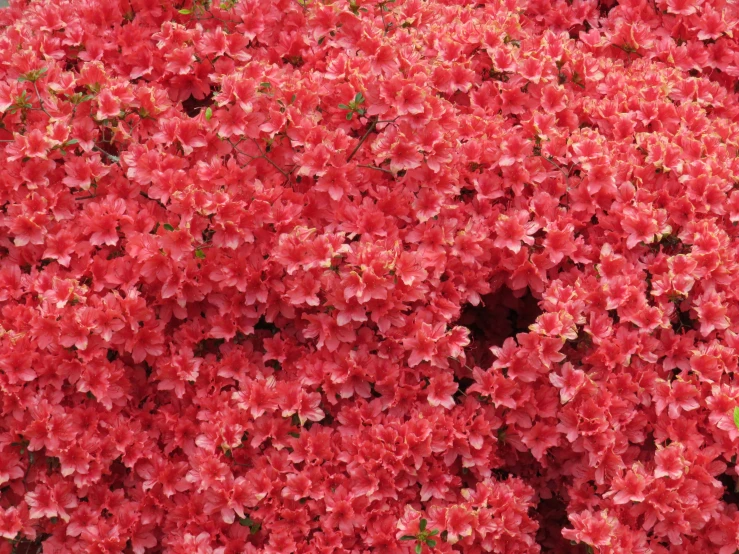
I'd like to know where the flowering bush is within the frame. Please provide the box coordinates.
[1,0,739,552]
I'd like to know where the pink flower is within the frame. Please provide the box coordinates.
[426,373,457,409]
[494,210,539,253]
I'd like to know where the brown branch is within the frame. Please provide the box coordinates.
[347,118,377,162]
[358,164,394,174]
[33,81,52,119]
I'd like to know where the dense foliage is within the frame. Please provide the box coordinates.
[1,0,739,552]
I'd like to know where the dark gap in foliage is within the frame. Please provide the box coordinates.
[671,306,695,334]
[181,91,215,118]
[536,493,581,553]
[718,472,739,507]
[457,286,542,368]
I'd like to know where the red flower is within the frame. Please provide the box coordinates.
[426,373,457,410]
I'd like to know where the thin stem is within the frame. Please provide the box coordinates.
[226,138,257,160]
[540,155,570,183]
[140,191,167,209]
[250,138,293,179]
[33,81,52,118]
[261,152,291,178]
[347,118,377,162]
[92,144,120,162]
[358,164,394,174]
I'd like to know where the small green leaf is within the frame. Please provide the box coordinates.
[178,8,192,14]
[163,223,175,231]
[733,406,739,430]
[400,535,416,541]
[419,519,427,532]
[65,138,79,145]
[346,112,353,120]
[205,107,212,120]
[415,543,422,554]
[426,539,437,547]
[338,104,350,110]
[429,529,439,535]
[355,92,364,103]
[194,249,206,259]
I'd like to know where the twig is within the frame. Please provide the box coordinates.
[140,191,167,209]
[264,157,291,178]
[33,81,52,118]
[93,144,120,162]
[251,138,292,179]
[228,138,295,180]
[347,118,377,162]
[540,155,570,183]
[358,164,394,174]
[448,356,475,373]
[226,138,256,160]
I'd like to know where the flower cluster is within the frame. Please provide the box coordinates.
[1,0,739,552]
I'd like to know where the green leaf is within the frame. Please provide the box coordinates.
[426,539,436,547]
[415,543,422,554]
[419,519,427,532]
[338,104,350,110]
[400,535,416,541]
[65,138,79,145]
[355,92,364,103]
[163,223,175,231]
[429,529,439,535]
[194,249,206,259]
[238,517,254,527]
[205,107,212,120]
[734,406,739,430]
[346,112,353,120]
[178,8,192,14]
